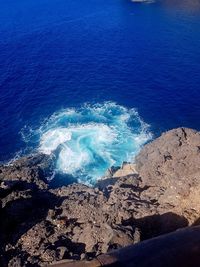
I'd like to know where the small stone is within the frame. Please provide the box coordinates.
[56,246,68,260]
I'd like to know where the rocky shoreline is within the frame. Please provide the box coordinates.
[1,128,200,267]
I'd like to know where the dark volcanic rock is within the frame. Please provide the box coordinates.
[0,154,52,190]
[0,128,200,266]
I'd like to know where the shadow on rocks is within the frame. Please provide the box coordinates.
[192,217,200,226]
[124,212,189,241]
[0,180,65,267]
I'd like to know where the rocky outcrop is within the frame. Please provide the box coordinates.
[0,128,200,266]
[135,127,200,224]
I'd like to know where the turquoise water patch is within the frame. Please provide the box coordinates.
[35,102,151,185]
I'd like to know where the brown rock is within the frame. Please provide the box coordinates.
[1,128,200,266]
[135,128,200,223]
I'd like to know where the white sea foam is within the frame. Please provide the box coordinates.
[25,102,152,185]
[39,128,72,155]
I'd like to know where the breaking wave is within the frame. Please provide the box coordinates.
[24,102,152,185]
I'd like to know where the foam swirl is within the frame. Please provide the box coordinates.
[32,102,152,184]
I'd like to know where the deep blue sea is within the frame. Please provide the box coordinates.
[1,0,200,184]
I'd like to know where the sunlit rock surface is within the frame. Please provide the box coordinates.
[0,128,200,266]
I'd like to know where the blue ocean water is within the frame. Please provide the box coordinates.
[0,0,200,183]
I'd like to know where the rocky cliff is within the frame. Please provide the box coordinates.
[0,128,200,267]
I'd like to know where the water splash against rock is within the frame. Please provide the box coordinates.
[26,102,152,184]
